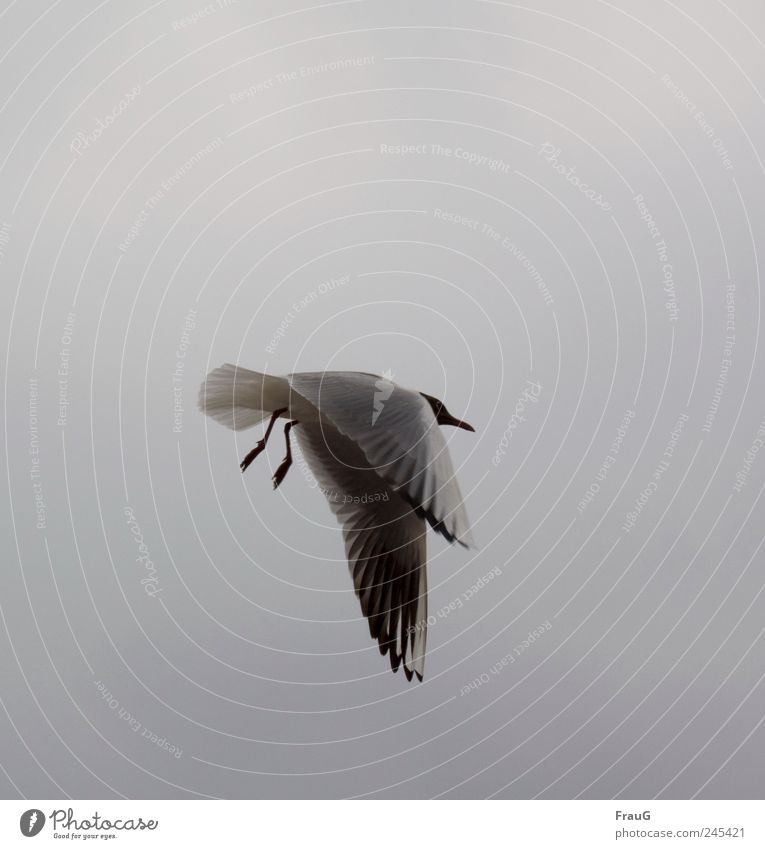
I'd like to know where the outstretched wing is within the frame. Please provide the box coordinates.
[296,420,428,681]
[289,371,473,547]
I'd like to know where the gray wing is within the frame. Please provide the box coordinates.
[296,420,428,681]
[289,371,473,547]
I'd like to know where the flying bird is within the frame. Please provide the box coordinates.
[198,365,475,681]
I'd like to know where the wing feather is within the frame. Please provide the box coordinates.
[296,420,428,681]
[289,371,473,546]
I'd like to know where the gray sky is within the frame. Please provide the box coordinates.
[1,0,765,799]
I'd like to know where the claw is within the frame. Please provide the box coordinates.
[238,407,287,474]
[272,461,290,489]
[240,440,265,473]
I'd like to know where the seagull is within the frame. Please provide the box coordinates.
[198,365,475,681]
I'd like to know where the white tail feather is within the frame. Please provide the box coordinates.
[198,364,287,431]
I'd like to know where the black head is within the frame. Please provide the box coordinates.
[421,393,475,431]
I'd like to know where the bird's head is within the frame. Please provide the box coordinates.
[420,393,475,432]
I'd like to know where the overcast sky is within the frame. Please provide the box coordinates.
[1,0,765,799]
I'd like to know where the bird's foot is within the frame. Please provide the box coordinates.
[240,440,266,473]
[272,419,298,488]
[271,457,292,489]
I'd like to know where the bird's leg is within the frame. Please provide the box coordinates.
[272,420,299,489]
[240,407,287,473]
